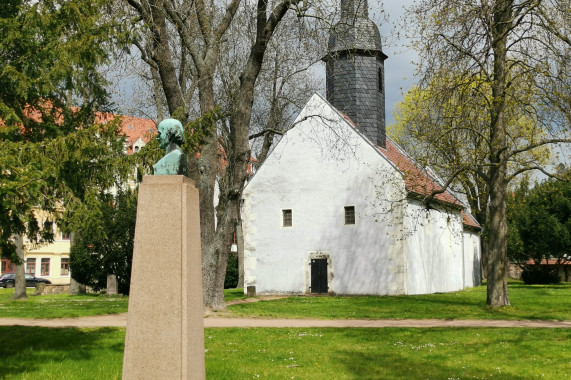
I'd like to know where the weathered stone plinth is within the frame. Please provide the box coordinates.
[123,176,205,380]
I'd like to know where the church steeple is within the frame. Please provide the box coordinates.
[323,0,388,148]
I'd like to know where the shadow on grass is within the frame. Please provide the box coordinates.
[332,328,539,380]
[0,326,124,379]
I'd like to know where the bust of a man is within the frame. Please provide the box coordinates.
[153,119,188,176]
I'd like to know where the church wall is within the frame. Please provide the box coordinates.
[462,229,482,288]
[243,95,406,295]
[403,201,465,294]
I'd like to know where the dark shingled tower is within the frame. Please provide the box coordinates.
[323,0,388,148]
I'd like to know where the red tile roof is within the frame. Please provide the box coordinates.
[5,104,158,155]
[461,211,481,230]
[376,138,462,207]
[95,112,157,155]
[526,259,571,266]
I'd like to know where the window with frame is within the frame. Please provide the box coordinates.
[344,206,356,225]
[282,209,293,227]
[1,260,15,274]
[61,231,70,240]
[61,258,70,276]
[26,258,36,275]
[41,258,50,276]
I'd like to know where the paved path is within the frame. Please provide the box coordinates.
[0,314,570,329]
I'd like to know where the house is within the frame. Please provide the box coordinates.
[241,0,481,295]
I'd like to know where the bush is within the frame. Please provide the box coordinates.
[224,253,239,289]
[521,270,561,285]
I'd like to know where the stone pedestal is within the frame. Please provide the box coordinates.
[123,176,205,380]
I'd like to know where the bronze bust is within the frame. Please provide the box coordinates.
[153,119,188,176]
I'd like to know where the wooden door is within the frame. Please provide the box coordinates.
[311,259,328,294]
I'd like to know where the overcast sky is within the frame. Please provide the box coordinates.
[371,1,417,125]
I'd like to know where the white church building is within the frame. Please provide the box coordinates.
[241,0,481,296]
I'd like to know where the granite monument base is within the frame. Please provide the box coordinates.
[122,175,205,380]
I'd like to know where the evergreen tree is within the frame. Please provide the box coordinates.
[70,190,137,295]
[0,0,128,298]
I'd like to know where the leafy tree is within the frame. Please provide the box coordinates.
[0,0,129,298]
[403,0,571,307]
[508,177,571,283]
[390,74,551,280]
[70,190,137,295]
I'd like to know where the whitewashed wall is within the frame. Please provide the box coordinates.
[403,201,466,294]
[463,229,482,288]
[243,94,407,295]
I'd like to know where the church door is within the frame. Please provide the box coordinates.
[310,259,328,294]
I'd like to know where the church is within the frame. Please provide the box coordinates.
[241,0,481,295]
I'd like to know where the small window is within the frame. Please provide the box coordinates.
[41,258,50,276]
[282,209,293,227]
[26,258,36,275]
[1,260,15,274]
[61,258,70,276]
[345,206,356,225]
[378,68,383,93]
[61,232,70,240]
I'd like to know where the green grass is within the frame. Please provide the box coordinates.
[0,288,246,319]
[0,326,569,379]
[229,282,571,321]
[0,289,128,319]
[223,288,248,303]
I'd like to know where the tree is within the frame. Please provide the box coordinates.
[70,189,138,295]
[403,0,571,307]
[123,0,329,309]
[0,0,129,298]
[390,75,551,280]
[508,176,571,282]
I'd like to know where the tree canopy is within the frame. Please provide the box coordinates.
[508,176,571,283]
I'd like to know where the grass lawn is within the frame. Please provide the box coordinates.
[0,289,128,319]
[0,288,247,319]
[1,284,570,379]
[229,282,571,321]
[0,326,569,379]
[2,282,570,321]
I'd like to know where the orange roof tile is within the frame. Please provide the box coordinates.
[526,258,571,266]
[95,112,157,155]
[376,138,462,207]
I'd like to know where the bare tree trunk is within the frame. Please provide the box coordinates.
[486,165,510,307]
[12,235,26,300]
[486,0,511,307]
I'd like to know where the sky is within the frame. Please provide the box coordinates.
[109,1,418,125]
[374,1,417,125]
